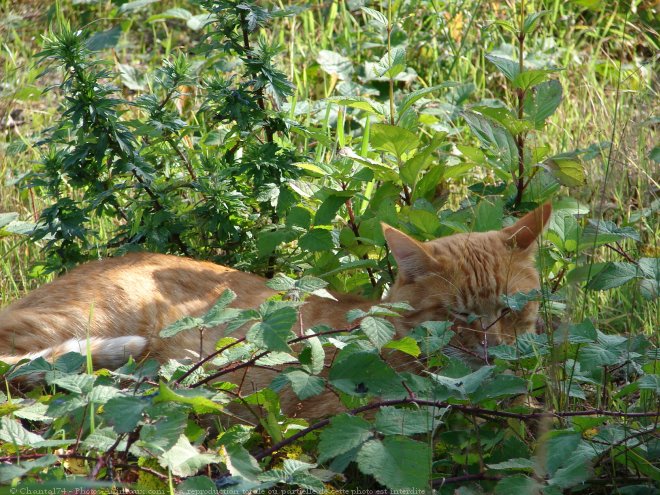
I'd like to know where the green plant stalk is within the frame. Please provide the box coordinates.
[513,0,527,209]
[387,0,395,125]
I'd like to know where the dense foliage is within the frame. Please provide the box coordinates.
[0,0,658,493]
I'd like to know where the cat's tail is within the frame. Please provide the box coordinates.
[1,336,148,384]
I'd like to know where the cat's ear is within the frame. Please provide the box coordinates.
[502,203,552,250]
[382,223,433,282]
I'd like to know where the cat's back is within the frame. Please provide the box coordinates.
[5,252,221,309]
[0,252,275,357]
[5,252,273,312]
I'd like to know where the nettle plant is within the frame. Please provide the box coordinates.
[24,0,304,274]
[1,1,658,493]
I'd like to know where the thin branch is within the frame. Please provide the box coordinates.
[433,473,503,486]
[253,397,660,461]
[174,337,246,386]
[190,324,360,388]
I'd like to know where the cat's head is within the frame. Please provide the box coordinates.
[383,203,551,350]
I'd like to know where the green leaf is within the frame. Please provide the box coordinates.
[223,444,261,480]
[501,289,540,312]
[523,11,549,34]
[375,46,406,79]
[159,434,220,477]
[201,289,238,327]
[543,157,585,187]
[103,396,149,433]
[0,212,18,229]
[566,319,598,343]
[408,209,441,237]
[383,336,421,357]
[544,430,582,475]
[370,123,420,159]
[360,7,388,27]
[490,20,517,35]
[48,374,96,394]
[140,406,188,452]
[399,145,435,186]
[356,437,431,490]
[397,83,458,118]
[638,257,660,300]
[272,369,325,400]
[474,197,504,232]
[300,329,325,374]
[118,63,146,91]
[0,417,45,446]
[585,262,640,291]
[470,105,532,135]
[549,459,593,489]
[462,111,518,171]
[488,458,536,471]
[259,459,325,492]
[637,374,660,393]
[374,407,436,435]
[187,14,214,31]
[578,343,620,370]
[0,454,58,483]
[318,414,373,463]
[329,351,403,396]
[495,475,543,494]
[524,80,562,128]
[118,0,159,14]
[650,145,660,163]
[470,374,528,403]
[155,381,223,414]
[247,306,297,353]
[299,228,334,252]
[360,316,396,349]
[485,54,520,80]
[54,352,87,373]
[159,316,203,338]
[513,69,559,90]
[326,96,386,115]
[86,25,122,51]
[88,385,123,404]
[409,321,454,354]
[314,192,352,225]
[147,7,193,23]
[579,219,641,249]
[317,50,353,80]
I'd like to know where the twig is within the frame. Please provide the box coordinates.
[174,337,246,386]
[0,452,170,481]
[253,397,660,460]
[604,242,638,265]
[190,324,360,388]
[433,473,503,486]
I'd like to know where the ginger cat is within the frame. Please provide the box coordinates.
[0,204,550,420]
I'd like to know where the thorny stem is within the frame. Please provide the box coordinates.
[190,324,360,388]
[174,337,246,386]
[605,242,639,265]
[254,397,660,461]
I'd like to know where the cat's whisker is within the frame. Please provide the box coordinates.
[426,272,465,300]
